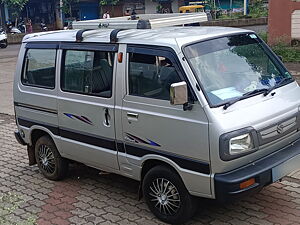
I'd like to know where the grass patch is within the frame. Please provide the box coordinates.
[258,32,300,63]
[0,192,36,225]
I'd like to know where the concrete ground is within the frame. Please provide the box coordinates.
[0,44,19,115]
[0,114,300,225]
[0,44,300,225]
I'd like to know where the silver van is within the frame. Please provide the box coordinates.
[14,25,300,224]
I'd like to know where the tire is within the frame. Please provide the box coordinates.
[0,40,7,48]
[142,166,197,224]
[35,135,68,180]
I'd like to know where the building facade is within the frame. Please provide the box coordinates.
[268,0,300,45]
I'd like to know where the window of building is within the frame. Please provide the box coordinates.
[22,49,56,89]
[61,50,114,98]
[128,53,182,100]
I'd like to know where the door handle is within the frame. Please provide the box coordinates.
[104,108,110,126]
[127,112,139,123]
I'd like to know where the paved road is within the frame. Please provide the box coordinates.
[0,114,300,225]
[0,44,19,115]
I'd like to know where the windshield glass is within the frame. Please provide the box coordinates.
[184,33,292,107]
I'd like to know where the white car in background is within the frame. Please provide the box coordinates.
[0,27,8,48]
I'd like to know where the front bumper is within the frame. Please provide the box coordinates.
[214,138,300,201]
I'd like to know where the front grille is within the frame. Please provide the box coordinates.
[258,115,300,146]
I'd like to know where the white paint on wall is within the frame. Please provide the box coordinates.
[172,1,179,13]
[145,0,158,14]
[292,10,300,39]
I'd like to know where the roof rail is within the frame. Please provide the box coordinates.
[76,29,92,42]
[110,29,125,43]
[75,28,126,43]
[72,13,209,30]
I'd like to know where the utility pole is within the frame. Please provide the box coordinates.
[244,0,247,15]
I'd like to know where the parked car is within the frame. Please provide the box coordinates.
[0,27,8,48]
[13,17,300,224]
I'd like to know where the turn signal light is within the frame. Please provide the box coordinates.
[239,178,255,190]
[118,52,123,63]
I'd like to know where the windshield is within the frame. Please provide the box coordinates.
[184,33,292,107]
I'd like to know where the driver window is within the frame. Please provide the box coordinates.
[128,53,182,100]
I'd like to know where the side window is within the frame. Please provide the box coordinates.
[22,49,56,88]
[61,50,114,98]
[128,53,182,100]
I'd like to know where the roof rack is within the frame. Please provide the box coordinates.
[75,28,125,43]
[72,13,209,30]
[73,13,209,43]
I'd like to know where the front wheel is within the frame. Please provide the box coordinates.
[142,166,197,224]
[35,135,68,180]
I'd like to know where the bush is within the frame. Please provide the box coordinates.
[248,0,268,18]
[258,32,300,63]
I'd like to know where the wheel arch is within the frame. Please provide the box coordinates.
[28,125,57,147]
[137,157,185,200]
[141,158,181,182]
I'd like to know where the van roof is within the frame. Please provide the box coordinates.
[23,26,251,49]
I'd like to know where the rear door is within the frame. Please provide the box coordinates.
[57,43,119,171]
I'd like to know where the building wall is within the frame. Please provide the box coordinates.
[172,0,179,13]
[145,0,158,14]
[268,0,300,45]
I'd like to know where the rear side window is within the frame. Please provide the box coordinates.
[61,50,114,98]
[22,49,56,89]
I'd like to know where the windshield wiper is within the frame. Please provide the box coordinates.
[263,77,293,96]
[223,88,269,110]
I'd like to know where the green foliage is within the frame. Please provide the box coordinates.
[1,0,28,17]
[99,0,120,6]
[258,32,268,43]
[258,32,300,63]
[0,192,36,225]
[248,0,268,18]
[61,0,79,17]
[272,45,300,63]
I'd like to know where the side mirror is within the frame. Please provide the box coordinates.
[170,81,188,105]
[278,55,283,61]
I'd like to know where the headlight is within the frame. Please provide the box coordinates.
[229,133,254,155]
[220,127,258,161]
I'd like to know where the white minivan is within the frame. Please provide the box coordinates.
[14,21,300,224]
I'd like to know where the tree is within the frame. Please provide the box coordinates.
[61,0,79,18]
[1,0,28,19]
[99,0,119,7]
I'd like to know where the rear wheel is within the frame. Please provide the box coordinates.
[142,166,197,224]
[35,135,68,180]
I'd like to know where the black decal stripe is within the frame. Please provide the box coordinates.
[60,128,116,151]
[14,102,57,114]
[17,118,116,151]
[17,118,209,174]
[117,142,125,153]
[125,144,210,175]
[18,118,59,135]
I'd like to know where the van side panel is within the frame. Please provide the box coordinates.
[115,44,212,198]
[14,44,60,149]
